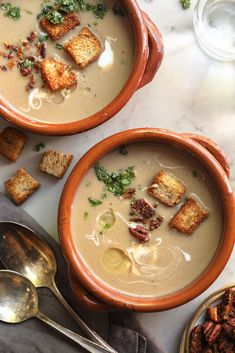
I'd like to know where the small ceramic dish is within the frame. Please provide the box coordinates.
[58,128,235,312]
[179,284,235,353]
[0,2,164,136]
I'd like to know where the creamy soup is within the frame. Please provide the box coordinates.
[0,0,134,123]
[71,143,223,297]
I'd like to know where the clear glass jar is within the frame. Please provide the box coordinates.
[194,0,235,61]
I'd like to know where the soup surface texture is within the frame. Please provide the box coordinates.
[0,0,134,123]
[71,143,223,297]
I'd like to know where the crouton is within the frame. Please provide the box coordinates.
[41,58,77,91]
[39,150,73,178]
[40,12,80,40]
[0,127,26,162]
[148,170,186,206]
[4,168,40,205]
[169,197,209,235]
[64,27,102,69]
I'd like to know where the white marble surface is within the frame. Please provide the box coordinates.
[0,1,234,352]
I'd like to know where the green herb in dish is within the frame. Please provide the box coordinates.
[34,142,45,152]
[112,2,125,17]
[45,10,64,24]
[0,3,21,20]
[21,59,34,68]
[77,0,108,19]
[88,198,102,206]
[119,145,128,155]
[55,43,63,49]
[55,0,76,13]
[37,5,53,19]
[83,211,89,219]
[39,34,49,42]
[180,0,191,9]
[94,163,135,196]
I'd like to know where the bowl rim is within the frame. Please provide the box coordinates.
[0,0,148,136]
[58,128,235,311]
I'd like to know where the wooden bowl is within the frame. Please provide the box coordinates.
[0,3,164,136]
[58,128,235,312]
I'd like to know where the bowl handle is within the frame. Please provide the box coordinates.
[68,267,114,312]
[137,11,164,89]
[183,133,230,178]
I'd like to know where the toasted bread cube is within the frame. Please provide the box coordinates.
[64,27,102,69]
[148,170,186,206]
[40,150,73,178]
[0,127,26,162]
[4,168,40,205]
[169,197,209,234]
[41,58,77,91]
[40,12,80,40]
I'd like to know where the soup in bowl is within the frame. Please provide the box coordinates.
[58,129,235,311]
[0,1,164,135]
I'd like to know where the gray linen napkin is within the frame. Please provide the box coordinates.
[0,193,167,353]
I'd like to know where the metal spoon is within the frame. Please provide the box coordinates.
[0,222,116,353]
[0,269,112,353]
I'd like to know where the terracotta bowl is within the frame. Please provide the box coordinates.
[58,128,235,312]
[0,3,164,136]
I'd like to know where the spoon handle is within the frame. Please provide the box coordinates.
[37,312,116,353]
[49,281,117,353]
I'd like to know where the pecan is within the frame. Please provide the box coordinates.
[189,325,203,353]
[203,321,222,345]
[227,318,235,327]
[27,31,37,42]
[123,188,136,200]
[20,67,32,76]
[130,199,155,219]
[129,225,150,242]
[222,323,235,340]
[149,216,164,231]
[40,42,46,59]
[202,348,213,353]
[220,289,234,320]
[0,66,7,71]
[207,307,220,323]
[218,334,235,352]
[129,216,147,224]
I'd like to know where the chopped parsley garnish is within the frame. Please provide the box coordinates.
[37,4,53,19]
[0,3,21,20]
[45,10,64,24]
[94,163,135,196]
[34,142,45,152]
[112,2,125,17]
[21,58,34,68]
[180,0,191,9]
[77,0,108,19]
[83,211,89,219]
[88,198,103,206]
[55,0,76,13]
[119,145,128,155]
[101,192,107,200]
[56,43,63,49]
[24,9,33,15]
[39,34,49,42]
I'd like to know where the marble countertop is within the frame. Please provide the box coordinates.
[0,1,234,352]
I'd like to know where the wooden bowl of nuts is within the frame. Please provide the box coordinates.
[179,285,235,352]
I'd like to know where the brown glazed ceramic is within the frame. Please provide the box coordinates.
[58,128,235,312]
[0,2,164,136]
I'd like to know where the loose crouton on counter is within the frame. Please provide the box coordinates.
[169,197,209,235]
[40,12,80,40]
[41,58,77,91]
[64,27,102,69]
[148,170,186,206]
[39,150,73,178]
[4,168,40,205]
[0,127,26,162]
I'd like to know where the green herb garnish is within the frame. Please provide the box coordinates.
[0,3,21,20]
[77,0,108,19]
[94,163,135,196]
[119,145,128,156]
[101,192,107,200]
[180,0,191,9]
[24,9,33,15]
[112,2,125,16]
[55,0,76,13]
[56,43,63,49]
[83,211,89,219]
[34,142,45,152]
[21,58,34,68]
[39,34,49,42]
[88,198,103,206]
[45,10,64,24]
[37,4,53,19]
